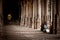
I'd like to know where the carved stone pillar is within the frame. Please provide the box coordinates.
[0,0,3,37]
[41,0,44,28]
[52,0,57,34]
[33,0,38,29]
[44,0,47,23]
[25,0,29,27]
[57,0,60,34]
[28,0,33,28]
[37,0,41,29]
[20,1,26,27]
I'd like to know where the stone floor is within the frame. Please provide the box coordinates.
[0,25,60,40]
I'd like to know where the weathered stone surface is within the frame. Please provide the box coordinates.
[1,25,60,40]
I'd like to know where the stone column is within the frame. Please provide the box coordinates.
[49,0,53,34]
[57,0,60,34]
[37,0,41,30]
[41,0,44,28]
[44,0,47,23]
[53,0,57,34]
[33,0,38,29]
[47,0,51,29]
[25,0,29,27]
[0,0,3,38]
[20,1,26,27]
[50,0,57,34]
[28,0,33,28]
[32,0,34,29]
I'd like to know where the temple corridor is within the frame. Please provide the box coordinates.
[0,0,60,40]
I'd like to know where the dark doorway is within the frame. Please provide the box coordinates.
[3,0,21,25]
